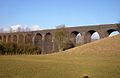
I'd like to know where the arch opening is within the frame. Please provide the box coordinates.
[44,33,52,53]
[19,34,24,44]
[34,33,42,53]
[107,29,120,37]
[34,33,42,46]
[62,31,81,51]
[8,35,11,43]
[76,33,81,45]
[86,30,100,43]
[91,32,100,42]
[13,35,17,43]
[3,36,6,43]
[70,31,81,46]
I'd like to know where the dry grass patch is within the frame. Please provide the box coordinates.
[0,35,120,78]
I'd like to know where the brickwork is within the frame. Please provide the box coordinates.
[0,24,120,54]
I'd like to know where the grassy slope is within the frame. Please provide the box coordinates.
[0,35,120,78]
[57,34,120,56]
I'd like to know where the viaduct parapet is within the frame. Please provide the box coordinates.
[0,24,120,54]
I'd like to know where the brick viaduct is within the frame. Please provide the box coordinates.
[0,24,120,54]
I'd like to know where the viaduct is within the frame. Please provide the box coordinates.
[0,24,120,54]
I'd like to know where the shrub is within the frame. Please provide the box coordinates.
[0,42,42,55]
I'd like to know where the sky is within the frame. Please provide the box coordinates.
[0,0,120,30]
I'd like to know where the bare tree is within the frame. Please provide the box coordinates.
[17,27,22,32]
[25,27,30,32]
[54,26,70,51]
[0,27,4,33]
[9,27,13,33]
[56,24,65,29]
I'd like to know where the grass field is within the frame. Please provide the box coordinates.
[0,35,120,78]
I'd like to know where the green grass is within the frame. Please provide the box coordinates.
[0,35,120,78]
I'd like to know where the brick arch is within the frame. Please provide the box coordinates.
[25,34,32,44]
[18,34,24,44]
[85,30,100,43]
[45,33,52,41]
[3,35,6,43]
[70,31,81,45]
[88,30,96,35]
[34,33,42,46]
[0,24,119,54]
[107,29,120,35]
[71,31,80,36]
[13,35,17,43]
[8,35,12,43]
[44,32,53,53]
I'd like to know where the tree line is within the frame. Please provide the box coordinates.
[0,26,75,55]
[54,27,75,51]
[0,42,41,55]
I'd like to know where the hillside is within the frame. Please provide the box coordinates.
[57,34,120,56]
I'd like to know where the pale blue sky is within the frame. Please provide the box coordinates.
[0,0,120,29]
